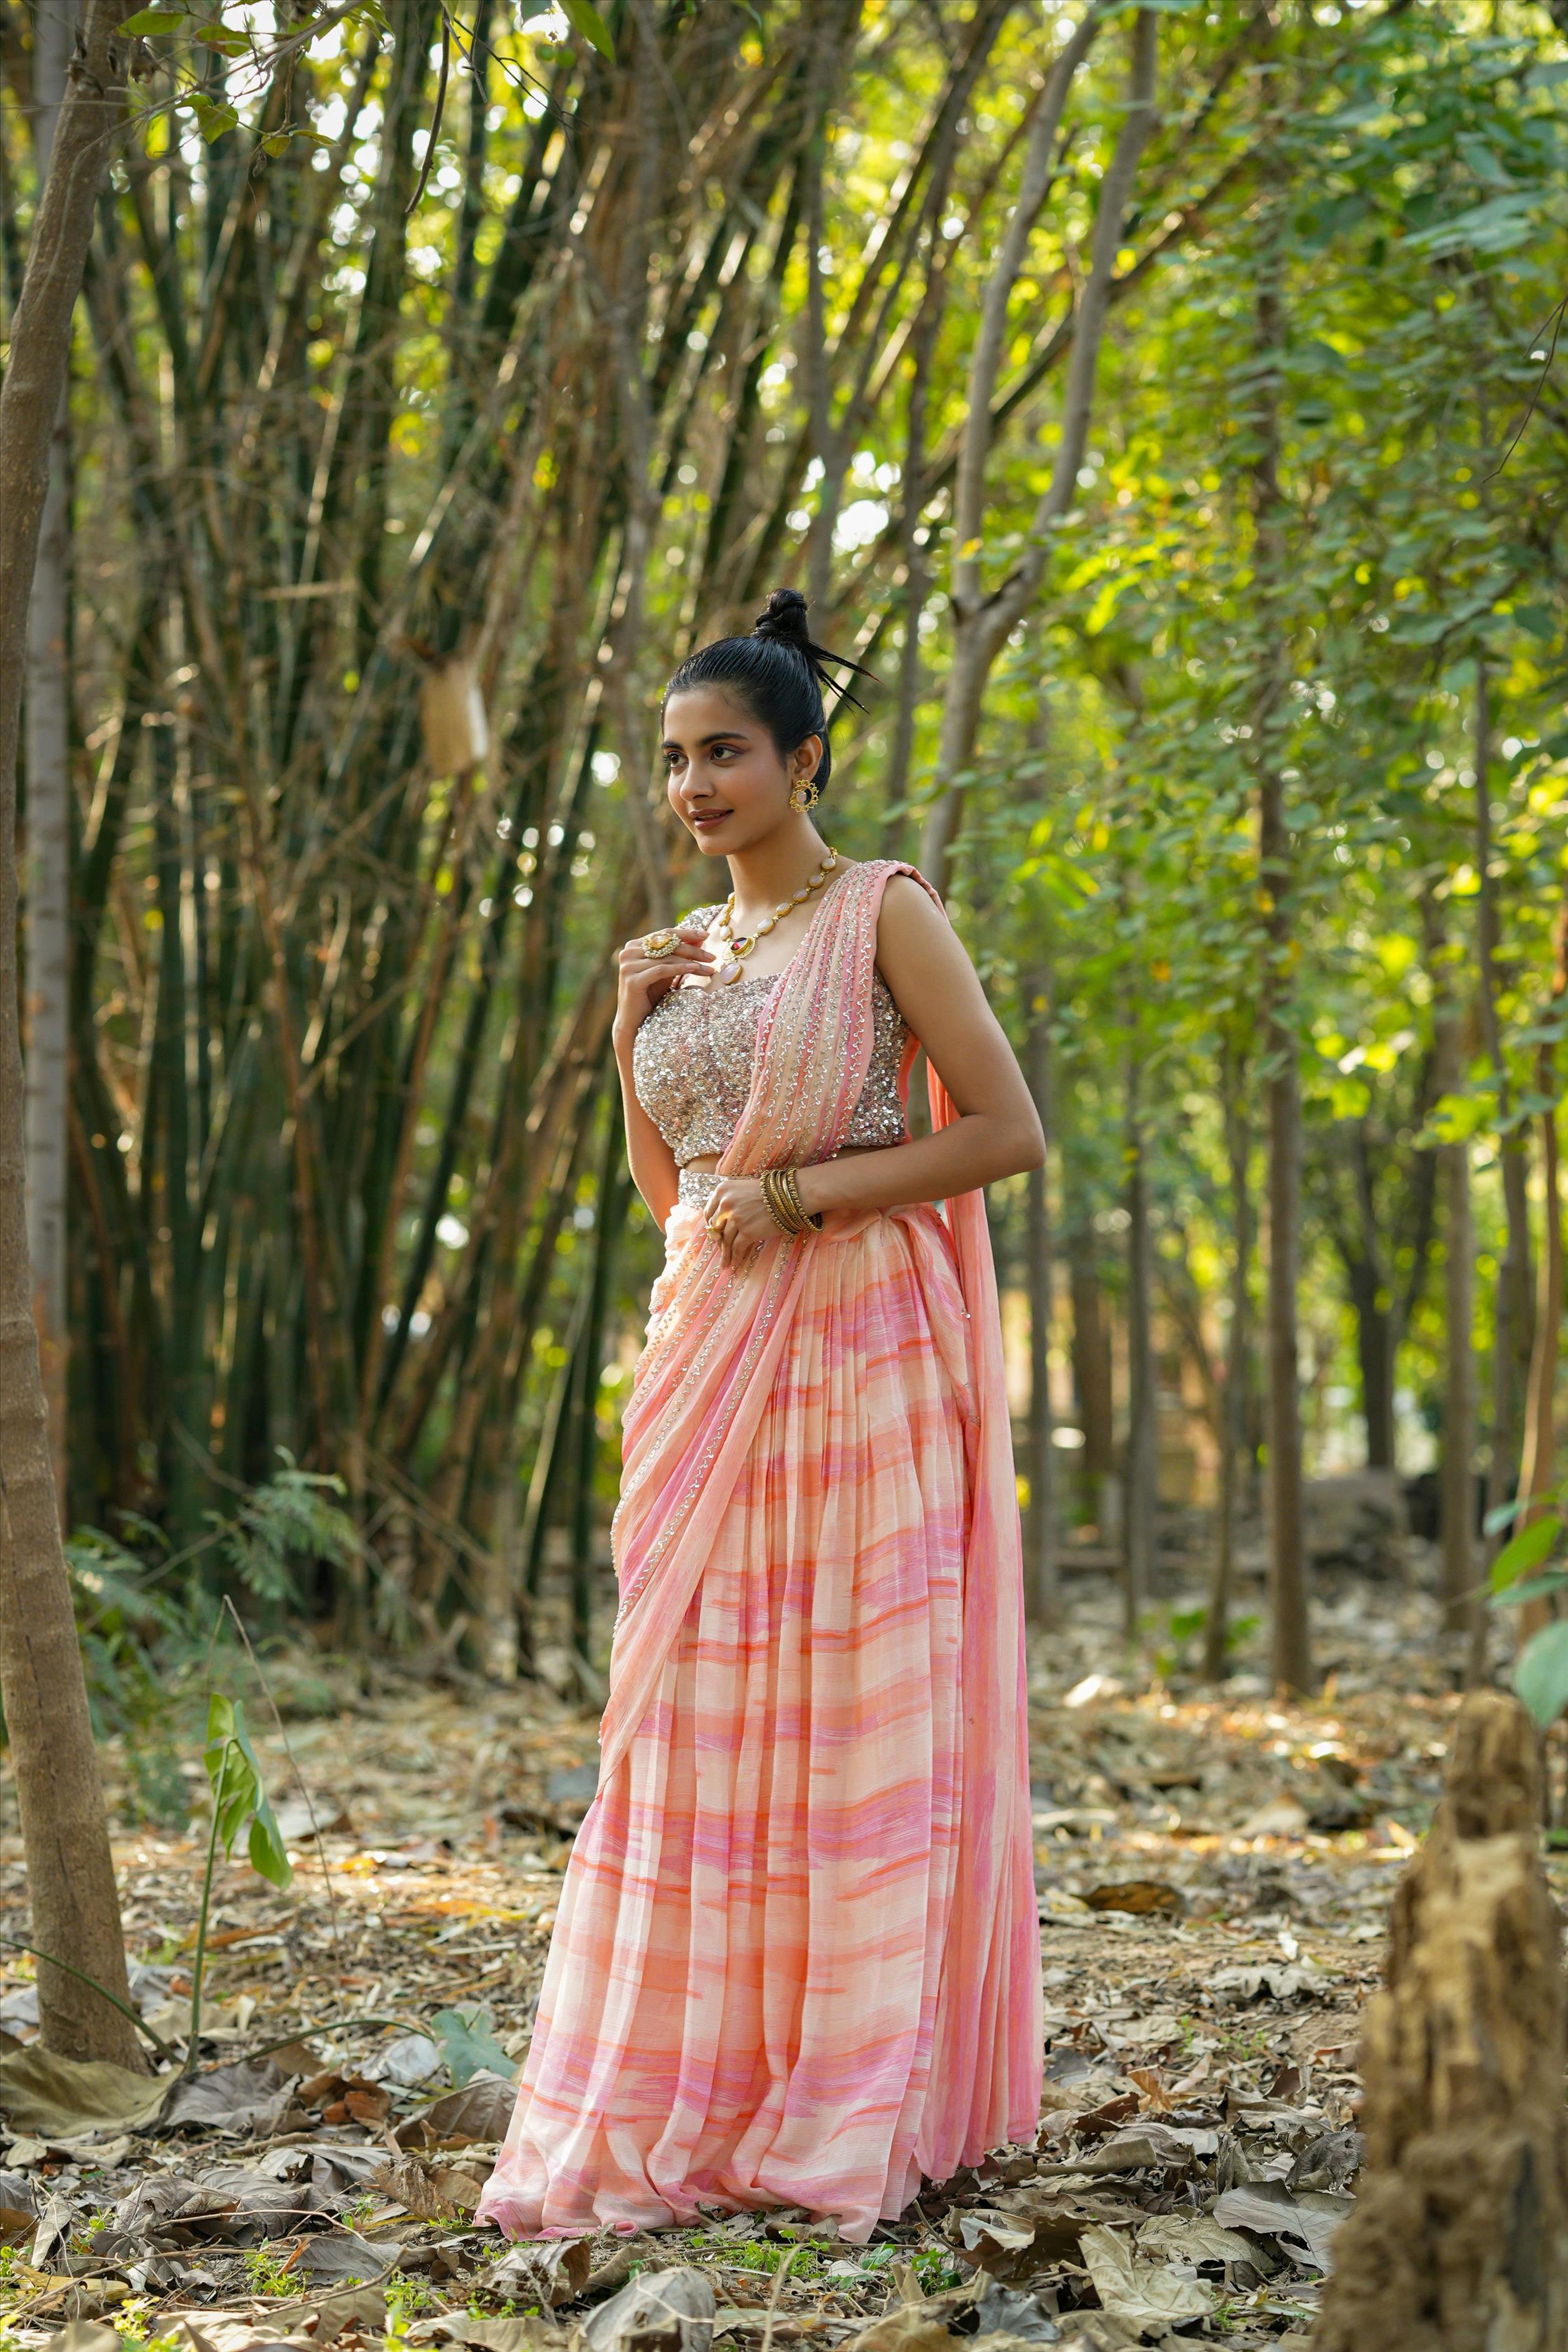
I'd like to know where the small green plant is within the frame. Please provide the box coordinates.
[1487,1499,1568,1726]
[386,2279,438,2330]
[430,2005,518,2088]
[1154,1603,1261,1680]
[241,2243,299,2298]
[189,1696,293,2068]
[341,2193,377,2228]
[910,2249,962,2291]
[725,2241,824,2281]
[219,1454,361,1612]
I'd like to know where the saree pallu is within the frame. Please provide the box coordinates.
[478,862,1041,2244]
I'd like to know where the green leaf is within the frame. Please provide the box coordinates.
[430,2006,519,2087]
[1492,1569,1568,1610]
[203,1695,292,1887]
[1489,1514,1561,1592]
[247,1797,293,1889]
[189,90,239,140]
[119,6,184,29]
[558,0,613,56]
[195,23,251,50]
[1515,1620,1568,1730]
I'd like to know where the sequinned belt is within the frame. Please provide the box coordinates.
[678,1166,721,1212]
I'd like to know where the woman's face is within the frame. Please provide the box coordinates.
[662,686,821,858]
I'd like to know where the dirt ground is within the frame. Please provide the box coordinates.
[0,1549,1534,2352]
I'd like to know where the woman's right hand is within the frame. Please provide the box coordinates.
[614,922,715,1045]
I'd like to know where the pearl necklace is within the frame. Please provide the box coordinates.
[713,848,839,984]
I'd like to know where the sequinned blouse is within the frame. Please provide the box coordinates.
[633,903,910,1167]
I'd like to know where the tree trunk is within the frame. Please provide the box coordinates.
[569,1113,629,1684]
[1123,1040,1156,1636]
[1248,127,1310,1695]
[921,6,1157,887]
[0,0,143,2068]
[1204,1034,1250,1682]
[1023,981,1057,1621]
[22,0,73,1517]
[1475,665,1535,1546]
[1263,1014,1308,1690]
[1514,888,1567,1648]
[1346,1257,1396,1473]
[1314,1692,1568,2349]
[1435,970,1478,1650]
[1069,1252,1115,1525]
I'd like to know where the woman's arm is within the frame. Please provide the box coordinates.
[701,875,1042,1264]
[796,874,1043,1218]
[613,921,716,1227]
[616,1048,682,1229]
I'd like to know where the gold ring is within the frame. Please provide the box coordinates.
[641,928,678,959]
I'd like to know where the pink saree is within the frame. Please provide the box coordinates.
[477,861,1041,2244]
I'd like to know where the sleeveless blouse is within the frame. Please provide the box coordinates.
[633,902,909,1174]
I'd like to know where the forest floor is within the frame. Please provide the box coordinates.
[0,1539,1533,2352]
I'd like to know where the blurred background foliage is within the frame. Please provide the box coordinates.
[7,0,1568,1729]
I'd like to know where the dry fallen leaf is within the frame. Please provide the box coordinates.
[490,2236,594,2309]
[1078,2225,1215,2328]
[834,2314,955,2352]
[1082,1882,1183,1917]
[583,2267,716,2352]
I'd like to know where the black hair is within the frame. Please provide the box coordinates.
[660,588,874,796]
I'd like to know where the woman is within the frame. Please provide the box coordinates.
[478,589,1043,2246]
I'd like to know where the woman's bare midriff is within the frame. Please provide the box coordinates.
[683,1143,893,1178]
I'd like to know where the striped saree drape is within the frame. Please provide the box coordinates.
[477,860,1041,2244]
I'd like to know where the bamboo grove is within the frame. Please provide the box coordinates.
[7,0,1568,1691]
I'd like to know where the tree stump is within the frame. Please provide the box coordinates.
[1315,1691,1568,2351]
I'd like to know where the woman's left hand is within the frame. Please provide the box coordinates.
[702,1176,775,1268]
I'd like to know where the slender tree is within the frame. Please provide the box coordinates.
[1431,915,1479,1651]
[1023,977,1058,1620]
[1475,666,1536,1563]
[921,6,1158,888]
[1123,1033,1156,1636]
[1204,1030,1252,1681]
[22,0,73,1511]
[1251,149,1310,1694]
[0,0,144,2065]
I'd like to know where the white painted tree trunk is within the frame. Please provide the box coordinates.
[24,0,74,1513]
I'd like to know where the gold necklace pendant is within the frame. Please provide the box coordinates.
[714,849,838,983]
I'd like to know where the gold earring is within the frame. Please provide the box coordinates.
[790,777,819,814]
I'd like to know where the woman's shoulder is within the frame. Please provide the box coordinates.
[875,867,948,936]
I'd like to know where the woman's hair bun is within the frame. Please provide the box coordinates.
[752,588,813,648]
[749,587,872,712]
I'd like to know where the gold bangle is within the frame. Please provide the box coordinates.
[779,1166,823,1232]
[759,1167,820,1238]
[759,1169,803,1237]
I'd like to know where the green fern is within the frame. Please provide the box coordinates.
[218,1452,361,1608]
